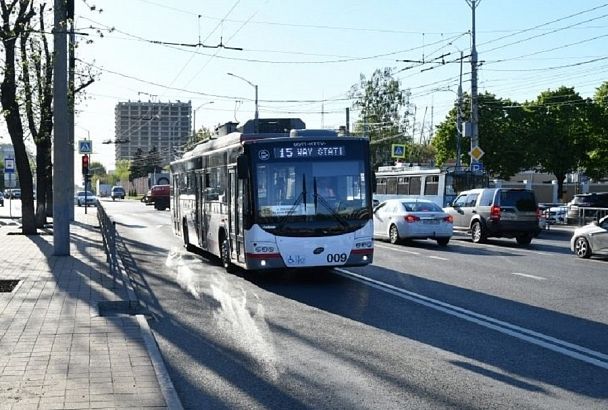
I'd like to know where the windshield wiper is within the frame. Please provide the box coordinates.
[313,177,349,229]
[276,174,308,230]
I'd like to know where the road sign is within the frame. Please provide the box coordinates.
[78,140,92,154]
[4,157,15,173]
[471,162,484,172]
[391,144,406,159]
[469,145,484,161]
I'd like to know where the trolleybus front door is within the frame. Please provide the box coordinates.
[229,168,244,263]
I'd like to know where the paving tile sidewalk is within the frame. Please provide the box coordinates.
[0,209,168,409]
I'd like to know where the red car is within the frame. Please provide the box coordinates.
[142,184,170,210]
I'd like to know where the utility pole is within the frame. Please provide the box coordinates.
[53,0,70,255]
[466,0,480,165]
[68,0,75,221]
[456,51,464,168]
[345,107,350,135]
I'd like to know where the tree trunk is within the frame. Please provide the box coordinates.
[1,39,36,234]
[35,138,51,228]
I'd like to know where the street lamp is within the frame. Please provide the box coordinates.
[227,72,258,133]
[192,101,214,136]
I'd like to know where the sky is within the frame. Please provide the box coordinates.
[72,0,608,172]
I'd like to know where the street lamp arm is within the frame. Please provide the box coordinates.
[227,72,255,88]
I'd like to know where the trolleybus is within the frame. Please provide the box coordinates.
[170,118,374,272]
[374,164,488,207]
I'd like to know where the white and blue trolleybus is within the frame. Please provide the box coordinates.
[374,164,489,207]
[170,118,374,272]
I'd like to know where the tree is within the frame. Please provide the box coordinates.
[349,68,412,168]
[183,126,213,151]
[144,146,162,175]
[20,1,53,228]
[432,92,532,179]
[0,0,36,234]
[582,81,608,180]
[408,143,436,165]
[129,148,145,180]
[114,159,130,182]
[525,86,594,199]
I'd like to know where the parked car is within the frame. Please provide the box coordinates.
[74,191,97,207]
[570,215,608,258]
[566,192,608,225]
[111,186,126,200]
[373,198,453,246]
[4,188,21,199]
[142,184,170,210]
[444,188,541,245]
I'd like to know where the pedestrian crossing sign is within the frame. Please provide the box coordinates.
[391,144,406,159]
[78,140,92,154]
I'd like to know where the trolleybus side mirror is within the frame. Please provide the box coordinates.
[237,155,249,179]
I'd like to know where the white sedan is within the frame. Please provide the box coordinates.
[373,198,453,246]
[571,215,608,258]
[74,191,97,207]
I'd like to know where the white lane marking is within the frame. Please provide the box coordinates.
[511,272,546,280]
[375,243,420,255]
[335,268,608,370]
[427,256,449,261]
[454,238,550,256]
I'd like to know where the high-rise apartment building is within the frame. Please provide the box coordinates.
[114,100,192,166]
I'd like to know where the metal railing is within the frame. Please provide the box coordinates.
[574,206,608,226]
[97,203,118,285]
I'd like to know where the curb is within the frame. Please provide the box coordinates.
[137,315,184,410]
[97,206,183,409]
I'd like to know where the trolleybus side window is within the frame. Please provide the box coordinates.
[377,177,386,194]
[397,177,409,195]
[424,175,439,195]
[410,176,421,195]
[387,177,397,195]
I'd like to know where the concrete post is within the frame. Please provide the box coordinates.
[53,0,70,255]
[551,180,558,203]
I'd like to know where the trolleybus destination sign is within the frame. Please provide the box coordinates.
[273,145,346,159]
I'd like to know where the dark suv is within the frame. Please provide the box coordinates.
[444,188,541,245]
[566,192,608,224]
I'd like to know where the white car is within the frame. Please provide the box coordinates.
[373,198,453,246]
[570,215,608,258]
[74,191,97,207]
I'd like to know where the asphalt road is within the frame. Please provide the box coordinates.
[101,198,608,409]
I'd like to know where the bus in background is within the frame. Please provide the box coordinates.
[374,164,488,207]
[170,118,374,272]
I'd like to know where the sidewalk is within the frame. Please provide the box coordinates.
[0,208,174,409]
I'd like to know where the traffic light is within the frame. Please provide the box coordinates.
[82,154,89,175]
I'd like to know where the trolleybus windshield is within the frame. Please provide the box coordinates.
[251,141,371,236]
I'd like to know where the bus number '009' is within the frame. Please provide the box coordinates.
[327,253,347,263]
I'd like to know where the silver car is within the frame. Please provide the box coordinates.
[373,198,453,246]
[75,191,97,207]
[570,215,608,258]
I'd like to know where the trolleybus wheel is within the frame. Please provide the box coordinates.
[221,236,236,273]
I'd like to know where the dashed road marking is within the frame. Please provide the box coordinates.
[375,243,420,255]
[510,272,546,280]
[427,255,449,261]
